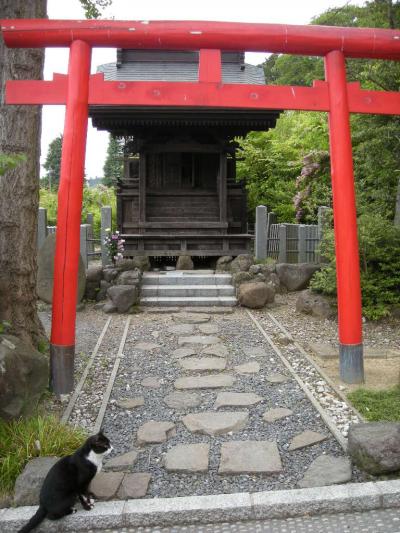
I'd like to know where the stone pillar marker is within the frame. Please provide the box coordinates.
[255,205,267,261]
[37,207,48,251]
[101,206,112,266]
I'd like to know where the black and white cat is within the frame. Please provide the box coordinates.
[18,431,112,533]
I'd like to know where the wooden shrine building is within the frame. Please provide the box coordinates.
[90,50,280,257]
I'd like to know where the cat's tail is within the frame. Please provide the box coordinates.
[18,505,47,532]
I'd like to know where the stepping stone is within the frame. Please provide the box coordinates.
[202,344,229,358]
[117,473,151,498]
[173,313,210,324]
[175,374,235,390]
[178,335,222,346]
[298,455,352,488]
[104,450,139,472]
[116,397,144,409]
[266,373,289,384]
[164,443,209,472]
[178,357,227,372]
[141,377,162,388]
[163,391,202,410]
[234,361,260,375]
[168,324,195,334]
[219,441,282,474]
[137,421,176,445]
[289,430,328,451]
[214,392,263,409]
[90,472,124,500]
[135,342,160,351]
[263,407,293,423]
[244,346,268,358]
[198,324,219,334]
[182,411,248,436]
[172,347,197,359]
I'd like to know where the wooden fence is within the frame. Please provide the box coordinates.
[255,206,331,264]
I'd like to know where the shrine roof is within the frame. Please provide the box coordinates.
[97,49,265,85]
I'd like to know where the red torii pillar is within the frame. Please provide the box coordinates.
[3,20,400,394]
[50,40,91,393]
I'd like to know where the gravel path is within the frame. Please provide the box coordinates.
[90,308,362,498]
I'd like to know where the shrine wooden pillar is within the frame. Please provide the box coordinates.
[50,40,91,394]
[324,50,364,384]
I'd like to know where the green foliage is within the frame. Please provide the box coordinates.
[42,135,62,191]
[311,214,400,319]
[103,135,123,187]
[347,387,400,422]
[79,0,112,19]
[0,416,86,493]
[0,153,26,175]
[39,185,116,237]
[237,111,329,222]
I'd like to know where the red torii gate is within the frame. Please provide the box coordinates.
[2,20,400,394]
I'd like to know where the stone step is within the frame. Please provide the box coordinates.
[141,285,235,297]
[142,273,232,286]
[140,296,237,307]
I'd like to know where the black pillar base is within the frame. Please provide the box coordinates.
[339,343,364,384]
[50,344,75,395]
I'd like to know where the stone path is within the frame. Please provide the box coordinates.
[93,308,357,500]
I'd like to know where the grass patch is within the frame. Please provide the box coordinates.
[0,415,87,494]
[347,386,400,422]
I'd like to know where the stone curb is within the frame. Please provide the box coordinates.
[2,480,400,531]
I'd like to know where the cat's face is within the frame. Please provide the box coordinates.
[88,432,113,456]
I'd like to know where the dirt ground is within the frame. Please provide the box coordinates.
[308,352,400,393]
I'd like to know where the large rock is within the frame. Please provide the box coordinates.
[176,255,194,270]
[116,256,150,272]
[84,280,100,301]
[107,285,138,312]
[174,374,235,390]
[230,254,254,273]
[296,289,334,319]
[115,269,142,286]
[238,282,275,309]
[232,271,253,287]
[96,279,111,301]
[276,263,320,291]
[37,233,86,303]
[348,422,400,474]
[0,335,49,420]
[216,256,233,272]
[14,457,58,505]
[103,267,119,283]
[86,265,103,283]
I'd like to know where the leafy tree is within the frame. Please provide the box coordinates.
[103,135,123,187]
[79,0,112,19]
[43,135,62,190]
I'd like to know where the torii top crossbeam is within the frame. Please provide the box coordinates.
[2,18,400,394]
[2,19,400,59]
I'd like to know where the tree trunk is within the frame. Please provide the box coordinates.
[395,172,400,227]
[0,0,47,347]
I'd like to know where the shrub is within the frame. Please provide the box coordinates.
[39,185,117,237]
[0,415,86,494]
[310,213,400,320]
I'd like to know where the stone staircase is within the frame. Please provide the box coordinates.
[140,270,237,307]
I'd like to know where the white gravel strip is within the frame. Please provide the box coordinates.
[61,317,112,425]
[93,317,131,433]
[246,310,348,451]
[255,312,361,438]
